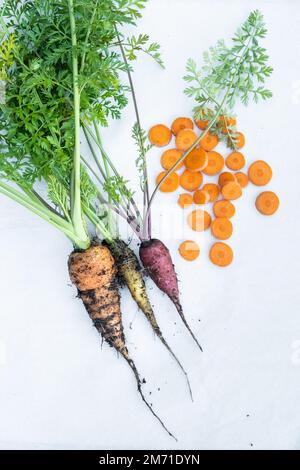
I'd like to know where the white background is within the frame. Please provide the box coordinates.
[1,0,300,450]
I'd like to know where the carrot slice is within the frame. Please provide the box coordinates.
[200,131,219,151]
[211,217,233,240]
[248,160,272,186]
[184,147,208,172]
[178,193,193,209]
[194,109,213,130]
[149,124,172,147]
[226,151,246,171]
[161,149,184,171]
[176,129,198,151]
[193,189,210,205]
[213,200,235,218]
[180,170,203,192]
[218,171,237,187]
[179,240,200,261]
[255,191,280,215]
[202,183,220,202]
[171,117,194,136]
[210,242,233,267]
[234,132,245,149]
[156,171,179,192]
[188,209,211,232]
[219,115,237,134]
[221,181,242,200]
[235,171,248,188]
[202,151,224,176]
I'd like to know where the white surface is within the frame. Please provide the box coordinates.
[1,0,300,450]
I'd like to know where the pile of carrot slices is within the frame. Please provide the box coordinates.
[149,116,279,267]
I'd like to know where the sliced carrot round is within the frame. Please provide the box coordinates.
[219,115,237,134]
[218,171,237,187]
[202,151,224,176]
[193,189,210,205]
[200,131,219,151]
[161,149,184,171]
[255,191,279,215]
[176,129,198,151]
[202,183,220,202]
[179,240,200,261]
[149,124,172,147]
[226,151,246,171]
[221,181,242,200]
[210,242,233,267]
[234,132,245,149]
[235,171,248,188]
[178,193,193,209]
[248,160,272,186]
[180,170,203,192]
[188,209,211,232]
[184,147,208,172]
[213,200,235,219]
[211,217,233,240]
[195,110,213,130]
[171,117,194,136]
[156,171,179,193]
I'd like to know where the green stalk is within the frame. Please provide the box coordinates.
[68,0,90,249]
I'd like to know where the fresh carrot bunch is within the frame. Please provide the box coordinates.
[149,116,279,267]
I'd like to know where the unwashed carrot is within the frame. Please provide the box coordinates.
[184,147,208,172]
[176,129,198,151]
[235,171,248,188]
[193,189,210,205]
[218,171,237,187]
[178,193,193,209]
[179,240,200,261]
[200,131,219,151]
[202,151,225,176]
[211,217,233,240]
[248,160,272,186]
[226,151,245,171]
[180,169,203,192]
[221,181,242,200]
[213,200,235,218]
[202,183,220,201]
[171,117,194,136]
[149,124,172,147]
[161,149,184,171]
[255,191,279,215]
[210,242,233,267]
[156,171,179,192]
[188,209,211,232]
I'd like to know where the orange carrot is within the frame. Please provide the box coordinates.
[202,151,225,176]
[184,147,208,172]
[226,151,246,171]
[248,160,272,186]
[221,181,242,200]
[178,193,193,209]
[235,171,248,188]
[176,129,198,151]
[149,124,172,147]
[218,171,237,187]
[211,217,233,240]
[156,171,179,192]
[194,109,213,130]
[193,190,210,205]
[200,131,219,151]
[188,209,211,232]
[202,183,220,202]
[179,240,200,261]
[171,117,194,136]
[161,149,184,171]
[255,191,280,215]
[219,115,237,134]
[180,170,203,192]
[213,200,235,219]
[232,132,245,149]
[210,242,233,267]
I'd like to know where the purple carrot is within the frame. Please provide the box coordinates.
[139,238,202,351]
